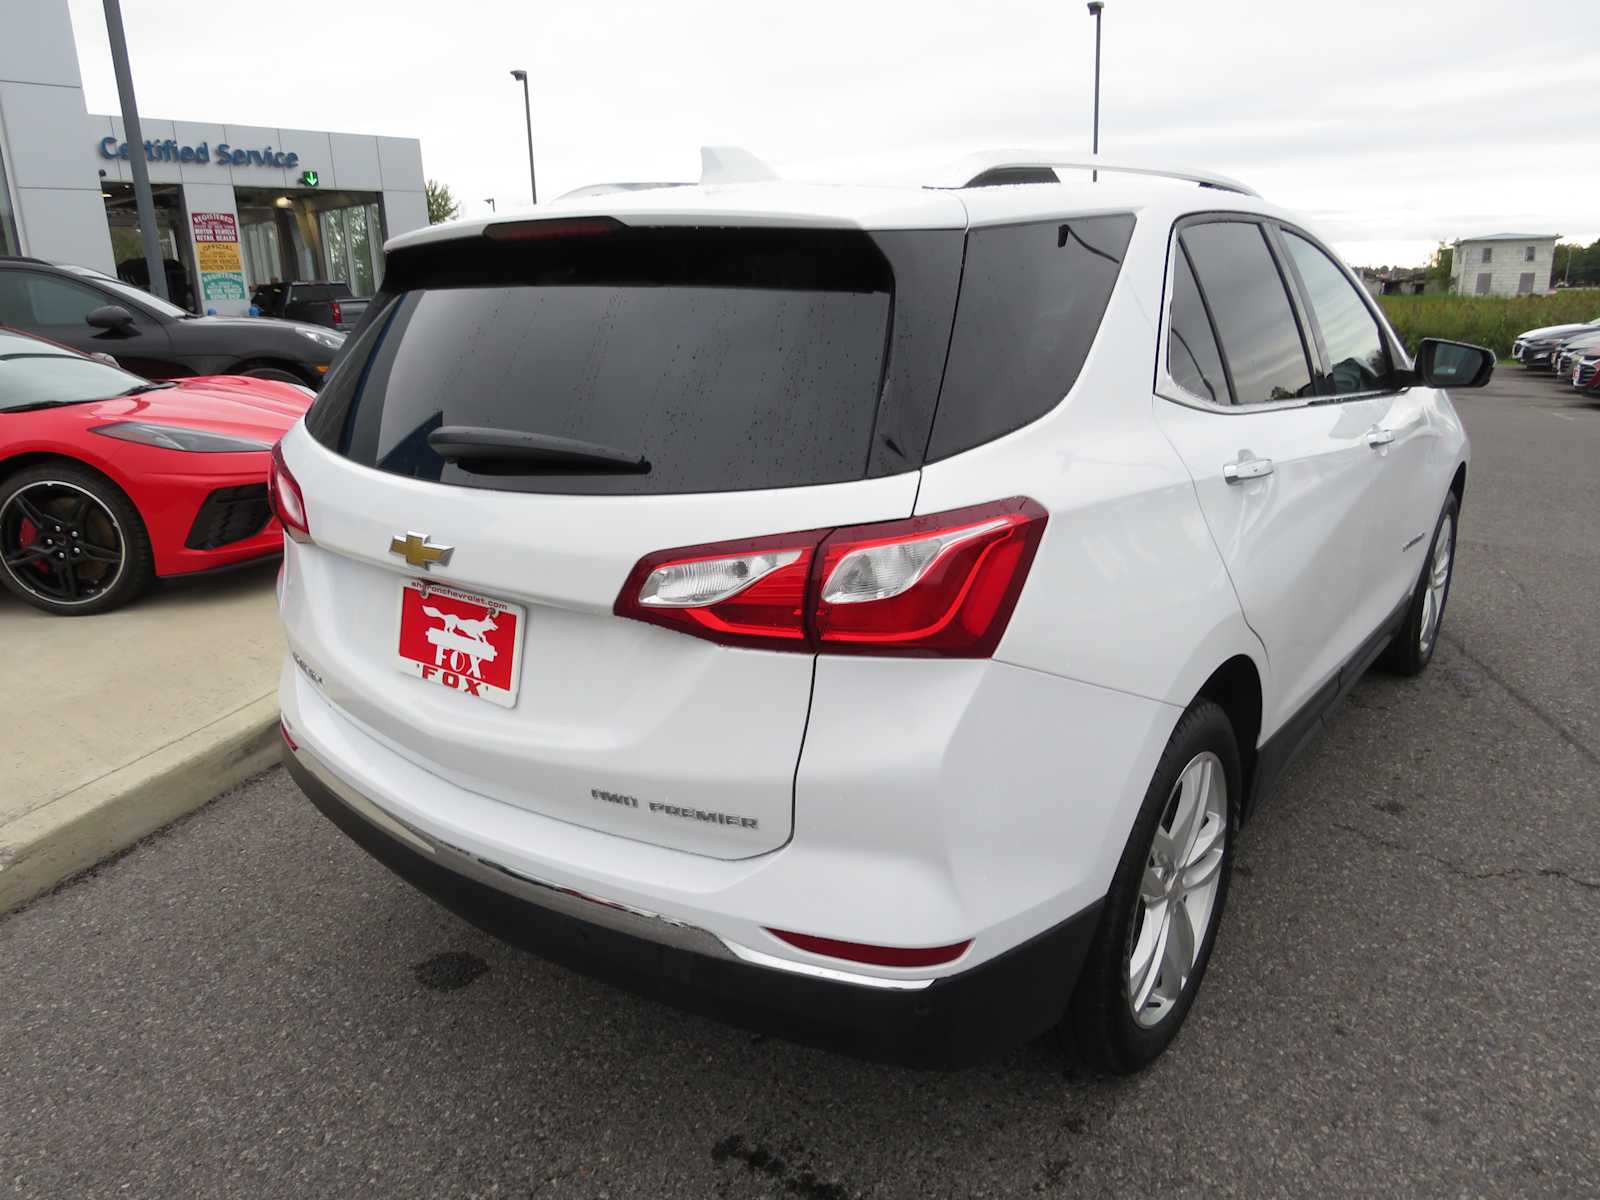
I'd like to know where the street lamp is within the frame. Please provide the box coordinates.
[1087,2,1104,182]
[510,69,537,205]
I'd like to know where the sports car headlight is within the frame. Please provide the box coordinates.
[293,326,345,350]
[90,422,273,453]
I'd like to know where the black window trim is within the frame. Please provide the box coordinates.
[1154,211,1412,416]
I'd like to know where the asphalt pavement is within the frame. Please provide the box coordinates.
[3,372,1597,1199]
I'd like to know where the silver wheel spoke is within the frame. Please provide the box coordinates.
[1129,904,1168,1012]
[1183,843,1224,892]
[1163,899,1197,991]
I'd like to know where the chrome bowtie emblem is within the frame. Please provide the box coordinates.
[389,531,453,571]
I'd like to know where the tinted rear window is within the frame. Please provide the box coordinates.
[927,214,1134,461]
[312,227,897,495]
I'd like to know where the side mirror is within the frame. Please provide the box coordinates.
[1414,337,1494,389]
[86,304,136,333]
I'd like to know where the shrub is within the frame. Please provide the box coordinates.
[1377,291,1600,358]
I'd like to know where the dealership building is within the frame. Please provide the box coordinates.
[0,0,427,316]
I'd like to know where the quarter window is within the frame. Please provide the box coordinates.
[1166,246,1230,404]
[1282,232,1390,395]
[1179,221,1313,405]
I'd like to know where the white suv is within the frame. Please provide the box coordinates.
[272,152,1487,1072]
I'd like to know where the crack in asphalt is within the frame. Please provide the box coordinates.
[1439,631,1600,770]
[1332,822,1600,892]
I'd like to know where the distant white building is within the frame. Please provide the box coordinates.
[1450,233,1558,296]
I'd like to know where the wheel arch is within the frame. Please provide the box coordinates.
[1193,654,1263,821]
[224,357,315,385]
[1449,461,1467,507]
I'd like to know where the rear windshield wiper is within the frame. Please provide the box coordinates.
[428,426,650,474]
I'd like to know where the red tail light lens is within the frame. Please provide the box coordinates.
[613,498,1046,657]
[267,443,312,544]
[613,527,826,651]
[329,300,343,326]
[814,498,1047,657]
[766,928,972,969]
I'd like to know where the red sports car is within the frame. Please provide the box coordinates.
[1,327,310,615]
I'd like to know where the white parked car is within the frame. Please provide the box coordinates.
[271,151,1487,1072]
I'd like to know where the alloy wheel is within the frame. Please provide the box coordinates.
[1418,512,1454,657]
[0,481,127,606]
[1126,750,1228,1028]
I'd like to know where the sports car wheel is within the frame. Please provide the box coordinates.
[0,464,154,615]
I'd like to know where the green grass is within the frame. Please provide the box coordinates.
[1378,292,1600,358]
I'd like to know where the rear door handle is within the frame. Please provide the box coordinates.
[1366,426,1396,448]
[1223,455,1274,484]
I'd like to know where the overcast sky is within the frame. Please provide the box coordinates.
[66,0,1596,268]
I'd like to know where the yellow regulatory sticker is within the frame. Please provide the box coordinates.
[196,243,242,273]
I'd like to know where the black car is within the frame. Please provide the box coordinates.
[250,280,370,332]
[0,257,344,388]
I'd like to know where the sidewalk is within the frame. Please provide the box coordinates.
[0,562,284,911]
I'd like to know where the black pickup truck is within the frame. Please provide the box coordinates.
[251,281,369,332]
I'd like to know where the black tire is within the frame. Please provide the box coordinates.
[239,365,306,385]
[1378,491,1459,676]
[1065,699,1241,1074]
[0,462,155,616]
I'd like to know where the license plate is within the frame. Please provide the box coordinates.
[395,579,524,708]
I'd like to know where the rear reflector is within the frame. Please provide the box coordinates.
[613,497,1046,657]
[266,443,312,544]
[279,719,298,751]
[766,928,972,969]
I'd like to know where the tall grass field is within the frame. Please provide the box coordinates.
[1377,291,1600,359]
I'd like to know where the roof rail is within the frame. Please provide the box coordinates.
[928,151,1259,197]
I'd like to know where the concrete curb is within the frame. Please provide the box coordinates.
[0,694,280,913]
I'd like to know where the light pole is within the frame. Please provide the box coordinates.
[1087,2,1104,181]
[484,198,496,213]
[103,0,168,301]
[510,69,537,205]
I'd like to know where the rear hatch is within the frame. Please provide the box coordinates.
[283,215,964,858]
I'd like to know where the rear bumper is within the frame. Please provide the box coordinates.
[283,742,1101,1068]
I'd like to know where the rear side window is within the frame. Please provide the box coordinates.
[1281,231,1390,394]
[314,226,900,496]
[1180,221,1313,405]
[928,214,1135,460]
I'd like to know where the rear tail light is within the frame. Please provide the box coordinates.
[613,498,1046,657]
[614,528,824,651]
[267,443,312,544]
[329,301,343,326]
[766,927,972,969]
